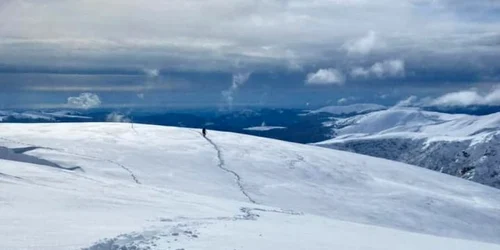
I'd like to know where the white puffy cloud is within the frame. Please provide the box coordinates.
[67,93,101,109]
[431,91,482,106]
[106,112,131,123]
[372,60,405,78]
[343,31,379,55]
[305,68,345,85]
[350,67,371,78]
[430,87,500,107]
[351,59,405,79]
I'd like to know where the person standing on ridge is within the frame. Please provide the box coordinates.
[202,127,207,137]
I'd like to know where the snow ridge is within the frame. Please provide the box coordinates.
[0,145,83,171]
[311,103,387,115]
[203,134,257,204]
[0,136,141,184]
[12,146,44,154]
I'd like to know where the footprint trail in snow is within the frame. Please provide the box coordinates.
[202,133,257,204]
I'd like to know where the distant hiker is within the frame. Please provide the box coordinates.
[202,128,207,137]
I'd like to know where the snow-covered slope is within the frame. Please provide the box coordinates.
[310,103,386,116]
[317,108,500,188]
[1,123,500,249]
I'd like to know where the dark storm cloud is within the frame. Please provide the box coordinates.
[0,0,499,108]
[0,0,498,72]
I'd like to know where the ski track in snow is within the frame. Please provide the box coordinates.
[202,133,258,204]
[84,206,302,250]
[289,153,305,169]
[102,157,141,185]
[0,136,141,184]
[82,130,307,249]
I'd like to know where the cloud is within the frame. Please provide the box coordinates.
[27,85,178,92]
[140,68,162,98]
[67,93,101,109]
[337,98,348,104]
[343,31,378,55]
[337,96,357,104]
[350,67,370,78]
[106,112,131,123]
[222,72,252,108]
[429,87,500,107]
[0,0,498,74]
[351,59,405,79]
[394,95,418,107]
[306,68,345,85]
[144,69,160,78]
[0,0,499,111]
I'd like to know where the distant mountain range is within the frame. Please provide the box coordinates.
[0,108,333,143]
[0,110,91,122]
[309,103,387,116]
[316,107,500,189]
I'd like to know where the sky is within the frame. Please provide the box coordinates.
[0,0,499,110]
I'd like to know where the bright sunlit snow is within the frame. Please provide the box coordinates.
[1,123,500,250]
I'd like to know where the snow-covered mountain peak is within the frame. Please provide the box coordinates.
[330,107,500,137]
[317,108,500,189]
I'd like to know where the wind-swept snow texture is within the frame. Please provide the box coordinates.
[0,123,500,250]
[317,108,500,188]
